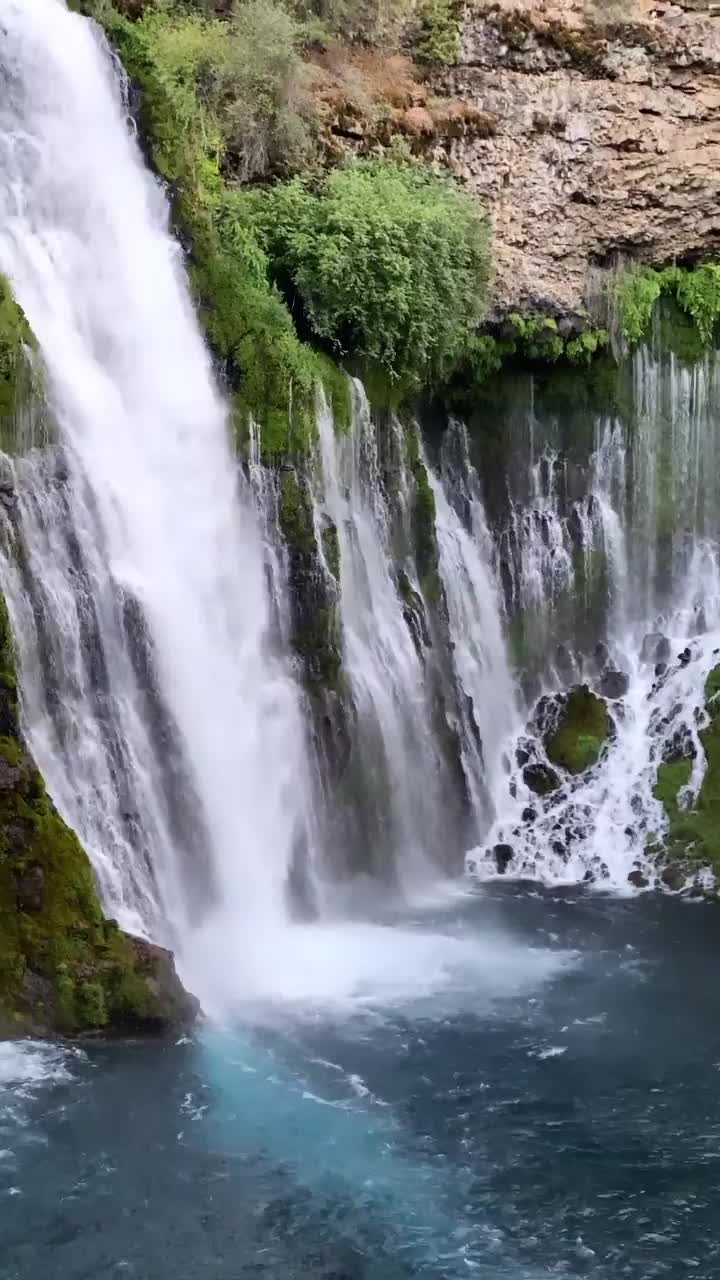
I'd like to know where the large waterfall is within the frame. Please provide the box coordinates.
[1,0,720,1033]
[0,0,310,997]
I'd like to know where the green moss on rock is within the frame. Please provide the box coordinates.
[0,594,196,1037]
[653,665,720,879]
[545,685,611,775]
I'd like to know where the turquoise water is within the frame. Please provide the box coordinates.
[2,888,720,1278]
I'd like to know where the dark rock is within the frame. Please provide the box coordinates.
[654,662,668,679]
[515,745,530,768]
[551,840,567,859]
[678,647,692,667]
[600,668,629,700]
[555,643,576,686]
[523,761,561,796]
[125,935,200,1031]
[15,863,44,913]
[492,843,514,874]
[521,805,537,824]
[593,642,609,672]
[641,633,670,665]
[661,864,686,892]
[627,868,649,889]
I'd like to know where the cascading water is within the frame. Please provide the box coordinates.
[468,346,720,889]
[0,0,310,997]
[429,421,519,819]
[314,384,458,891]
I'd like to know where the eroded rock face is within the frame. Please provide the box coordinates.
[435,0,720,316]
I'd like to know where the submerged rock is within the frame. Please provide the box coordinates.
[542,685,611,775]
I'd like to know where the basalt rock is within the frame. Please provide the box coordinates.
[523,760,562,795]
[436,1,720,318]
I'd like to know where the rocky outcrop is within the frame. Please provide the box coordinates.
[539,684,612,773]
[434,0,720,317]
[0,593,197,1038]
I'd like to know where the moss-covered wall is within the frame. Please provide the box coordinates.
[0,593,196,1037]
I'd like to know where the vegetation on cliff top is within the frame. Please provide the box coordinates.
[73,0,483,454]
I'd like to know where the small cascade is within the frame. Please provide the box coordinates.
[314,384,458,891]
[430,421,519,818]
[0,0,311,1002]
[468,345,720,889]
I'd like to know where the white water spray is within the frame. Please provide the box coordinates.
[0,0,309,995]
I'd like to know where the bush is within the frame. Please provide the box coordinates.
[613,263,720,348]
[0,277,31,419]
[249,157,491,384]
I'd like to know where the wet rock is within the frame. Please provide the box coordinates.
[678,647,692,667]
[543,685,612,775]
[554,644,576,686]
[592,642,609,674]
[641,633,670,665]
[492,844,514,874]
[522,762,561,796]
[125,935,200,1031]
[655,662,668,679]
[15,863,44,913]
[600,668,629,700]
[521,805,537,824]
[661,864,686,892]
[627,868,649,889]
[515,744,530,768]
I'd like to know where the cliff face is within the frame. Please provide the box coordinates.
[434,0,720,318]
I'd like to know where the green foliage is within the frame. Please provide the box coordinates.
[653,666,720,877]
[565,327,609,364]
[412,0,461,65]
[0,276,31,420]
[613,263,720,349]
[545,686,610,775]
[250,157,490,385]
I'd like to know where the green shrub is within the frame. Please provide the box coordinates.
[613,263,720,349]
[0,277,31,419]
[249,157,490,385]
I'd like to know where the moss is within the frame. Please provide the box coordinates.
[0,593,189,1036]
[278,468,343,692]
[320,519,340,581]
[0,275,33,423]
[545,686,611,774]
[404,422,439,595]
[653,665,720,876]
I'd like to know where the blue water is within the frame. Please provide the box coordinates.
[2,888,720,1279]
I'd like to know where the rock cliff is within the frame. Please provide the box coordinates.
[433,0,720,318]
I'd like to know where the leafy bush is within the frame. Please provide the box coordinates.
[0,277,32,419]
[613,263,720,349]
[249,157,491,384]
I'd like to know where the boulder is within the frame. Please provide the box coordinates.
[523,761,561,796]
[628,868,649,889]
[492,844,514,875]
[543,685,611,775]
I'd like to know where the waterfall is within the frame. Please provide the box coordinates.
[314,384,457,892]
[430,421,519,817]
[0,0,310,998]
[468,346,720,889]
